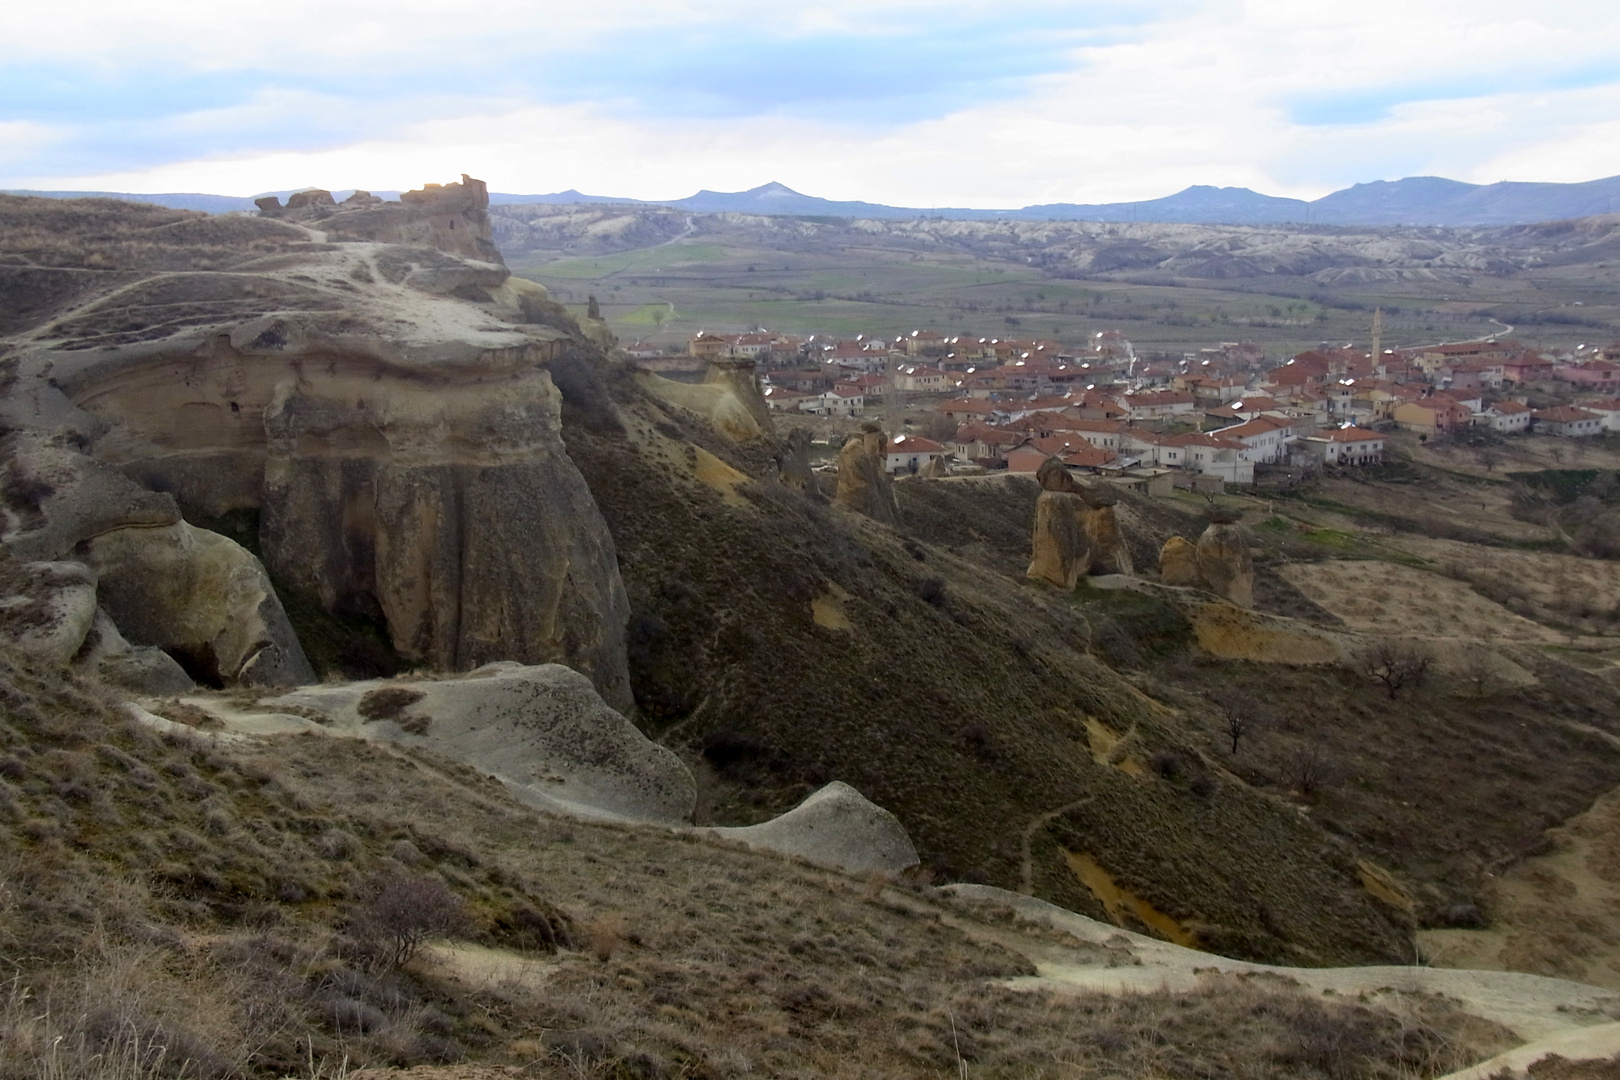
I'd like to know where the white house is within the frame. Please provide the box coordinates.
[1297,427,1384,466]
[1483,400,1532,433]
[886,435,947,474]
[1212,415,1295,464]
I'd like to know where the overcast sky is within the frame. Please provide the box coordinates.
[4,0,1619,205]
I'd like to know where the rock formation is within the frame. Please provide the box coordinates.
[1027,489,1090,589]
[273,663,696,824]
[1157,512,1255,608]
[776,427,816,492]
[1,439,309,686]
[1026,456,1131,587]
[1195,515,1255,609]
[834,424,900,525]
[636,358,774,443]
[260,174,503,264]
[706,781,921,876]
[918,453,950,478]
[1082,491,1133,576]
[1158,535,1202,587]
[0,179,633,707]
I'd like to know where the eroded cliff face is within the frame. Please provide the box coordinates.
[0,180,631,705]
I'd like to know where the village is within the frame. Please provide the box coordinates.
[626,324,1620,491]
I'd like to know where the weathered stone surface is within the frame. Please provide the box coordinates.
[259,373,631,708]
[6,179,634,708]
[834,424,899,525]
[82,520,314,686]
[707,781,920,876]
[1083,502,1134,576]
[1196,521,1255,608]
[275,663,695,824]
[1158,535,1203,587]
[76,608,195,694]
[0,559,99,668]
[1037,454,1090,495]
[704,359,773,441]
[918,453,950,478]
[777,427,816,492]
[1027,491,1089,589]
[0,440,308,686]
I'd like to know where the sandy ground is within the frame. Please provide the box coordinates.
[1277,560,1565,643]
[1421,784,1620,993]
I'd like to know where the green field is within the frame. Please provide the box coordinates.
[514,237,1575,360]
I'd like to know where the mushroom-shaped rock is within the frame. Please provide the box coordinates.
[273,663,696,825]
[1158,536,1202,587]
[1036,454,1090,495]
[1195,520,1255,609]
[706,781,920,876]
[1082,498,1133,577]
[1027,490,1090,589]
[834,424,899,525]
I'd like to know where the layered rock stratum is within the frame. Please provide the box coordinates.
[0,180,631,705]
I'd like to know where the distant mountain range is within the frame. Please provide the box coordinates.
[9,175,1620,228]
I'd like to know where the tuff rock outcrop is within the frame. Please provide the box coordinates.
[1158,535,1202,587]
[776,427,817,492]
[706,781,921,876]
[272,663,695,824]
[834,423,900,525]
[636,358,774,443]
[1195,516,1255,609]
[1157,512,1254,608]
[1,439,309,686]
[1082,491,1133,576]
[0,178,633,707]
[1026,456,1132,587]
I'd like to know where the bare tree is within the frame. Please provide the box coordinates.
[1355,639,1435,699]
[354,873,469,968]
[1459,645,1499,697]
[1223,704,1248,754]
[1478,447,1500,473]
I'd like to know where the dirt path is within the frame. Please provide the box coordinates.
[1018,797,1095,895]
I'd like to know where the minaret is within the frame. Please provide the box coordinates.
[1370,307,1383,369]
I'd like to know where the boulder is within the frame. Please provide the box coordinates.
[706,781,920,876]
[273,663,695,824]
[1,441,309,686]
[1026,490,1089,589]
[1082,499,1133,576]
[0,559,99,668]
[834,424,899,525]
[918,453,950,479]
[1195,521,1255,609]
[1036,454,1090,495]
[1158,536,1202,587]
[81,520,314,686]
[75,608,195,695]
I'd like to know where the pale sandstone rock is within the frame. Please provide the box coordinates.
[82,520,314,686]
[706,781,920,876]
[0,560,99,668]
[274,663,695,824]
[1195,521,1255,609]
[1158,536,1202,587]
[834,425,899,525]
[918,453,950,478]
[1083,499,1133,577]
[76,608,195,695]
[13,178,634,708]
[1027,490,1089,589]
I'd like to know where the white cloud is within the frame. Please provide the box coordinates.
[9,0,1620,203]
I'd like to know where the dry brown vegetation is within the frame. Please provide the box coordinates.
[0,647,1511,1079]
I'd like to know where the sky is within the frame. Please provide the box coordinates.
[4,0,1620,206]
